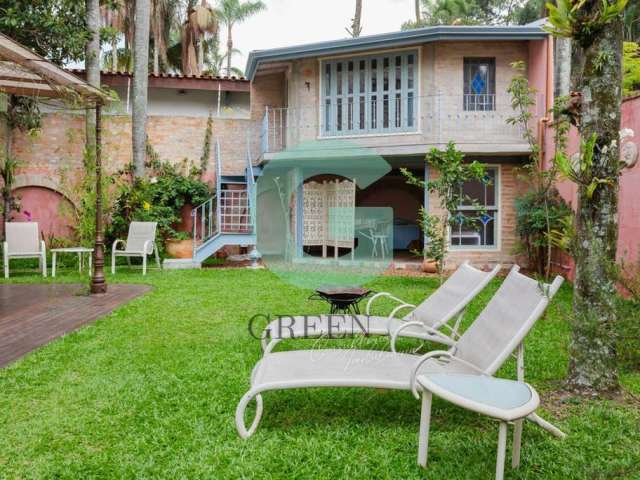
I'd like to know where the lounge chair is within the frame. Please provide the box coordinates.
[260,261,501,354]
[236,266,565,441]
[111,221,161,275]
[3,222,47,278]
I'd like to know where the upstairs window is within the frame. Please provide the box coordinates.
[463,58,496,111]
[322,50,418,136]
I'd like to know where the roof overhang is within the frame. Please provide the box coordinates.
[71,70,250,93]
[246,25,548,80]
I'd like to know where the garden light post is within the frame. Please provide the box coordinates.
[91,103,107,294]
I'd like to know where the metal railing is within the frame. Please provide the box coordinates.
[191,189,253,255]
[257,93,546,157]
[219,189,252,233]
[192,195,218,255]
[246,134,257,230]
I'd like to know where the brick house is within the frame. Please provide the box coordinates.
[234,23,554,269]
[3,23,559,269]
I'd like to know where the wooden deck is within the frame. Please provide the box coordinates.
[0,283,151,367]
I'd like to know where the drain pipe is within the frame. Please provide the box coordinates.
[538,35,555,170]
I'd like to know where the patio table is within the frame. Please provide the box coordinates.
[416,373,540,480]
[51,247,94,277]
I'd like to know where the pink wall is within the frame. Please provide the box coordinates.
[11,187,75,242]
[618,96,640,263]
[549,96,640,271]
[528,38,550,115]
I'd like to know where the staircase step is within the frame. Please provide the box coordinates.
[163,258,202,270]
[220,175,247,185]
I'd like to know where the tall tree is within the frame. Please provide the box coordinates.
[132,0,151,177]
[346,0,363,38]
[415,0,422,22]
[85,0,100,155]
[217,0,266,77]
[150,0,184,75]
[547,0,628,393]
[0,0,89,63]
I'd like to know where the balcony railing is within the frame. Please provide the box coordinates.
[258,93,545,157]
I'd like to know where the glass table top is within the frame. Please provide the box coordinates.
[422,374,533,411]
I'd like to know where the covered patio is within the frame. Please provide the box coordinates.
[0,32,112,293]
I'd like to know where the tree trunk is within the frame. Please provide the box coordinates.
[85,0,100,162]
[111,39,118,73]
[415,0,421,22]
[132,0,151,177]
[226,24,233,77]
[555,37,571,97]
[198,39,204,75]
[153,37,160,75]
[566,6,623,393]
[1,113,13,238]
[351,0,362,37]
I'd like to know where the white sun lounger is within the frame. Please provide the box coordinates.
[236,266,565,441]
[261,261,501,354]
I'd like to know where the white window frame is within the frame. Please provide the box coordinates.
[449,164,501,252]
[317,47,421,139]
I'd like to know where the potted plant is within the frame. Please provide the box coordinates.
[165,231,193,259]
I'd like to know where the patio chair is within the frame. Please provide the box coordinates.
[236,266,565,441]
[111,221,161,275]
[260,261,501,354]
[3,222,47,278]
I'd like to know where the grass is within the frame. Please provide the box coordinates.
[0,263,639,479]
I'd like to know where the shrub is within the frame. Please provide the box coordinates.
[109,160,210,250]
[515,189,572,277]
[623,42,640,97]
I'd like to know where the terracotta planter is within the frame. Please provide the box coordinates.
[421,259,438,274]
[165,239,193,259]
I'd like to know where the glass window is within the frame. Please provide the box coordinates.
[322,50,417,136]
[463,58,496,111]
[451,168,498,248]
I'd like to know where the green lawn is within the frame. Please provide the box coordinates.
[0,266,639,479]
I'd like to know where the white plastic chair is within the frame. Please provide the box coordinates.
[3,222,47,278]
[111,221,161,275]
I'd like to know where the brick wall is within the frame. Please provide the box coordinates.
[278,40,533,153]
[6,72,287,193]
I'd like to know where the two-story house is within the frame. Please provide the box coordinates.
[206,23,552,269]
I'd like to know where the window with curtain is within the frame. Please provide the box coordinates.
[322,50,418,136]
[463,58,496,111]
[450,167,498,248]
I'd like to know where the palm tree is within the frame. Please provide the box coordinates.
[102,0,135,72]
[217,0,266,77]
[346,0,363,38]
[150,0,185,75]
[132,0,151,177]
[182,0,218,75]
[85,0,100,153]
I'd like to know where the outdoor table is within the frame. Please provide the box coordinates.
[309,286,373,315]
[416,373,540,480]
[51,247,94,277]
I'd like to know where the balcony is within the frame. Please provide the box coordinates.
[258,93,545,159]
